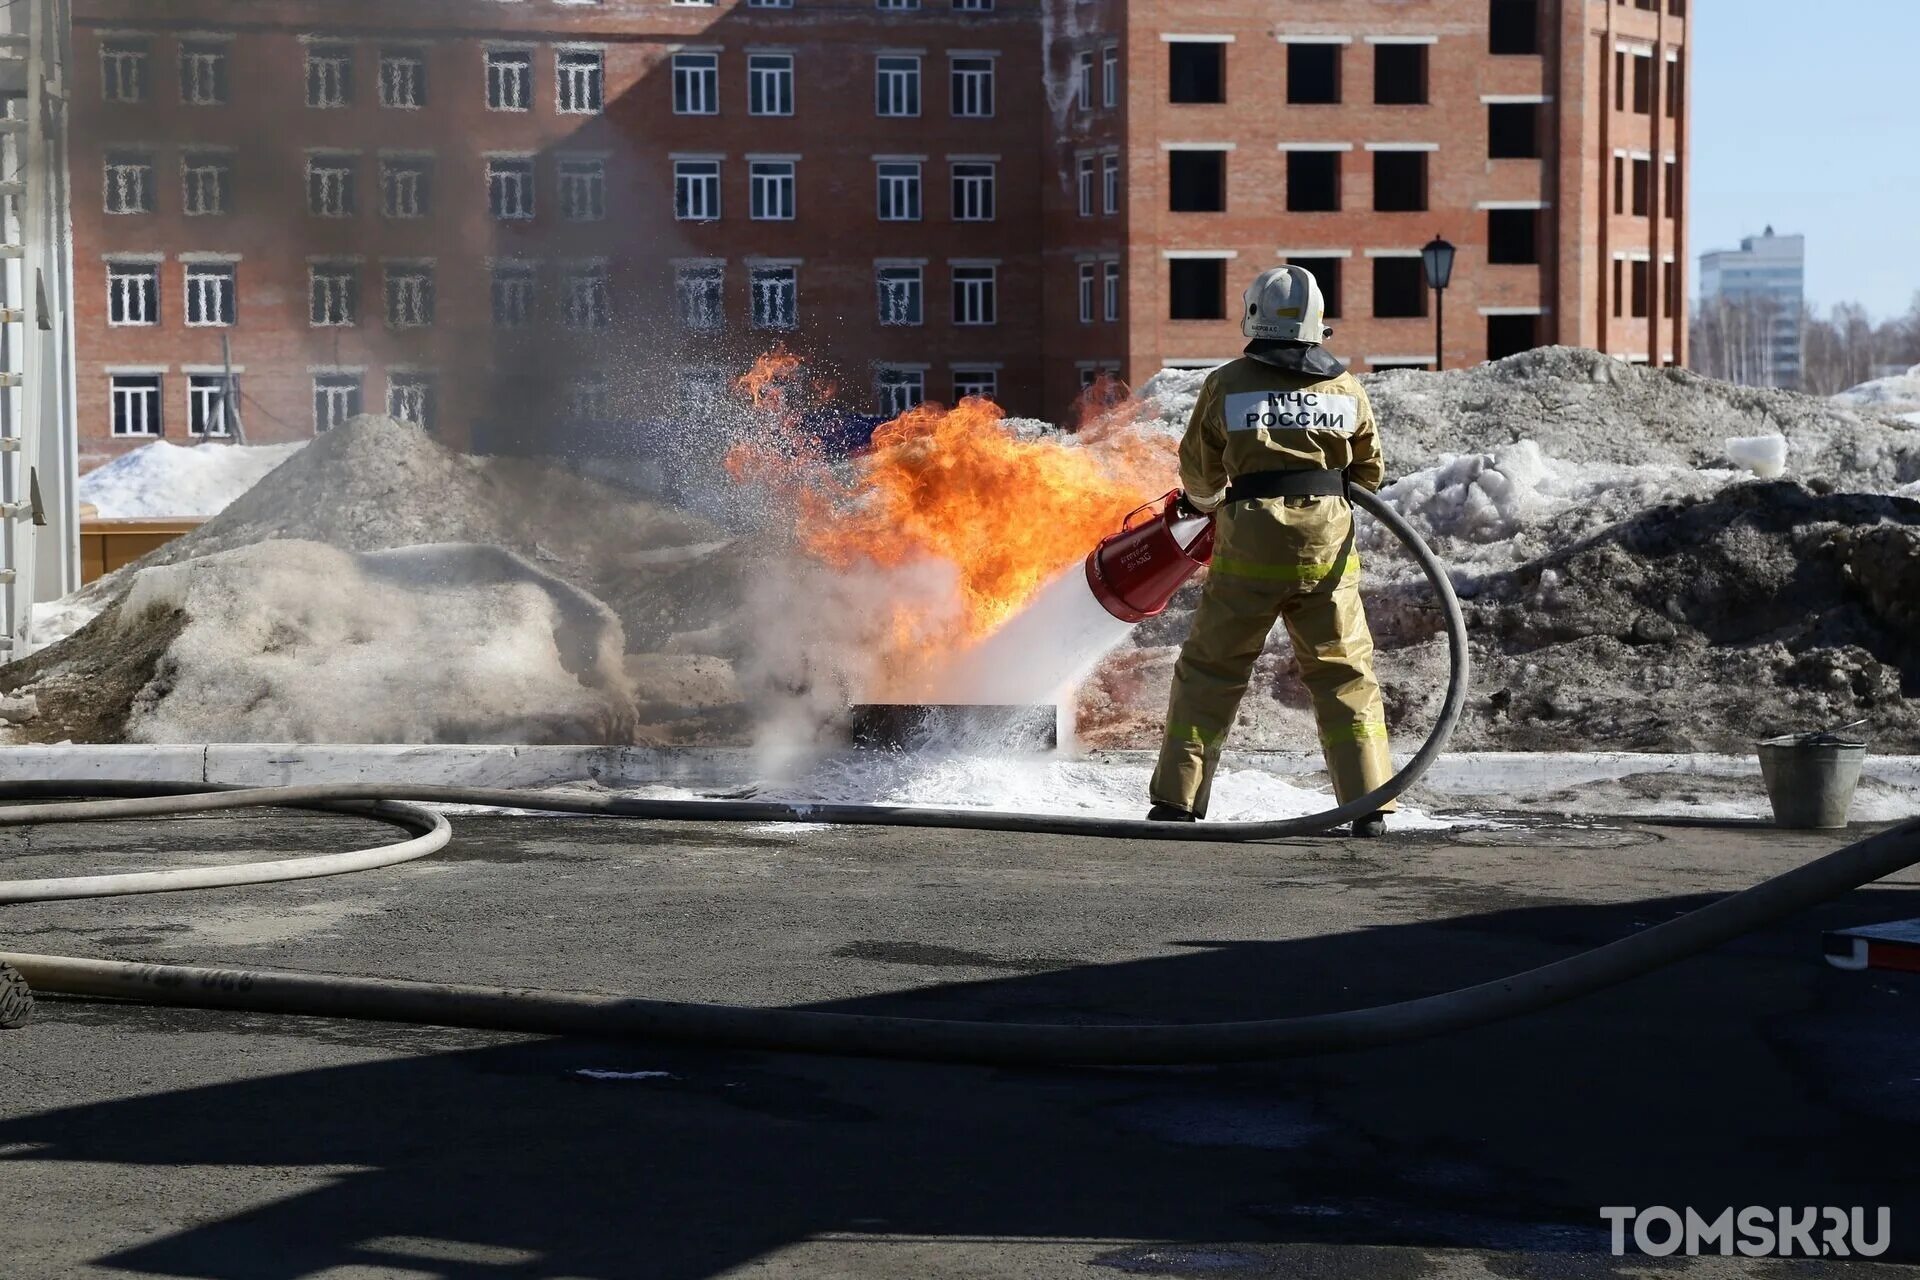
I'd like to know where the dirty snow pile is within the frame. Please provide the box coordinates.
[1832,364,1920,426]
[78,440,305,518]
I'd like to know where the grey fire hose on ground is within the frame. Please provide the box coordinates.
[2,488,1916,1062]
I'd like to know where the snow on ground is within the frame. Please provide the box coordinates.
[1832,365,1920,422]
[78,440,305,518]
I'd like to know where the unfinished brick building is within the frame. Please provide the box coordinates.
[69,0,1687,465]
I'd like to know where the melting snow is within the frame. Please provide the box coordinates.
[79,440,305,519]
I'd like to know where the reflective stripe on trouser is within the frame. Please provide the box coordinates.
[1149,495,1393,819]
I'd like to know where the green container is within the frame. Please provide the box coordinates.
[1757,733,1868,829]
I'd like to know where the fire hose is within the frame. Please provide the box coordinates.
[3,487,1916,1061]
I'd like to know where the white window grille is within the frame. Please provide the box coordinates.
[676,264,724,332]
[313,374,362,431]
[1102,44,1119,107]
[673,53,718,115]
[952,264,996,325]
[950,57,994,117]
[748,54,794,116]
[876,367,925,416]
[877,162,921,220]
[388,375,436,429]
[487,50,532,110]
[491,263,536,328]
[1102,153,1120,214]
[750,161,796,220]
[567,373,611,423]
[180,41,228,106]
[876,56,920,116]
[105,152,154,214]
[1075,50,1094,111]
[562,266,612,331]
[877,0,921,9]
[674,160,721,221]
[951,161,994,221]
[1103,260,1120,321]
[557,50,604,113]
[381,158,431,219]
[386,265,434,328]
[750,265,797,330]
[953,367,997,400]
[953,0,994,11]
[107,261,158,326]
[182,153,231,215]
[558,159,606,221]
[111,375,162,437]
[307,154,356,217]
[488,158,536,220]
[307,44,352,108]
[184,263,235,326]
[309,263,358,326]
[188,374,237,438]
[1076,155,1094,216]
[101,39,149,103]
[876,266,923,325]
[380,48,427,108]
[1078,263,1095,323]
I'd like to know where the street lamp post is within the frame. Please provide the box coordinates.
[1421,234,1456,371]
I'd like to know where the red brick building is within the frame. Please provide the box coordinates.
[69,0,1687,466]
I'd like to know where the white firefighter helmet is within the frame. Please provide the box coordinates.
[1241,265,1330,344]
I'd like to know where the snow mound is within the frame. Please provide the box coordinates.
[78,440,304,518]
[1833,365,1920,420]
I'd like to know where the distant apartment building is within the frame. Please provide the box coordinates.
[1697,227,1806,389]
[70,0,1688,466]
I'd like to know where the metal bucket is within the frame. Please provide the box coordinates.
[1756,732,1868,829]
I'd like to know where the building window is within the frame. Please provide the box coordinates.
[876,56,921,116]
[676,264,724,332]
[381,157,431,219]
[1372,258,1427,318]
[1630,259,1651,318]
[1075,50,1095,111]
[1286,151,1340,212]
[1613,154,1625,214]
[1103,260,1120,321]
[557,158,606,221]
[1168,41,1224,104]
[1486,314,1540,361]
[491,263,537,328]
[674,53,719,115]
[749,0,794,7]
[1168,258,1225,320]
[749,54,794,115]
[184,262,235,326]
[107,261,159,326]
[388,375,436,429]
[1287,43,1341,104]
[750,265,798,330]
[1490,0,1541,55]
[1168,150,1224,212]
[951,56,994,117]
[1487,209,1541,264]
[954,0,994,10]
[386,264,434,328]
[309,262,359,325]
[1287,256,1343,317]
[1631,157,1652,216]
[380,47,427,108]
[306,44,352,108]
[557,50,604,113]
[1102,45,1119,107]
[877,161,922,220]
[307,154,357,217]
[951,161,995,221]
[1631,51,1653,115]
[877,0,920,9]
[488,157,536,220]
[111,374,162,436]
[313,374,362,431]
[179,41,229,106]
[1488,103,1543,158]
[566,373,610,424]
[101,39,149,103]
[1078,263,1095,323]
[188,374,237,438]
[954,367,997,401]
[1613,258,1624,318]
[674,160,721,221]
[562,265,612,331]
[876,367,925,417]
[1374,42,1428,105]
[1102,153,1121,214]
[1076,155,1095,216]
[1373,150,1428,212]
[181,153,231,216]
[487,50,532,110]
[952,264,997,325]
[750,160,796,220]
[104,151,154,214]
[1664,158,1680,220]
[1664,260,1679,314]
[1666,59,1683,119]
[877,265,924,325]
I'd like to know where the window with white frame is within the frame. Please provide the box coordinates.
[490,263,537,328]
[676,264,724,332]
[381,157,431,219]
[313,374,362,431]
[487,50,532,110]
[673,53,718,114]
[188,374,237,437]
[179,41,228,106]
[101,39,149,103]
[386,263,434,328]
[674,160,721,221]
[307,153,356,217]
[567,373,610,423]
[951,161,995,221]
[488,157,536,220]
[953,366,997,401]
[1102,44,1119,107]
[107,261,158,326]
[380,47,426,108]
[182,152,231,215]
[309,262,358,326]
[954,0,993,10]
[876,56,920,116]
[184,262,235,326]
[104,151,154,214]
[1102,153,1120,214]
[387,374,436,429]
[748,0,793,7]
[557,158,606,221]
[749,53,794,115]
[1103,259,1120,321]
[306,44,352,108]
[1076,155,1094,216]
[1075,50,1094,111]
[952,264,996,325]
[111,374,162,436]
[950,57,994,117]
[876,367,925,416]
[877,161,922,220]
[1078,263,1095,323]
[750,160,796,220]
[877,0,921,9]
[557,50,604,113]
[876,265,923,326]
[750,265,797,330]
[562,264,612,331]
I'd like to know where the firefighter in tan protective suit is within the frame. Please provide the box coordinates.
[1148,265,1393,837]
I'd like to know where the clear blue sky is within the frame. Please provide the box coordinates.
[1691,0,1920,319]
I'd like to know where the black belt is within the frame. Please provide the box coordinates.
[1225,468,1345,503]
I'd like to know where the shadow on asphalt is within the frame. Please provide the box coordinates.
[7,886,1920,1279]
